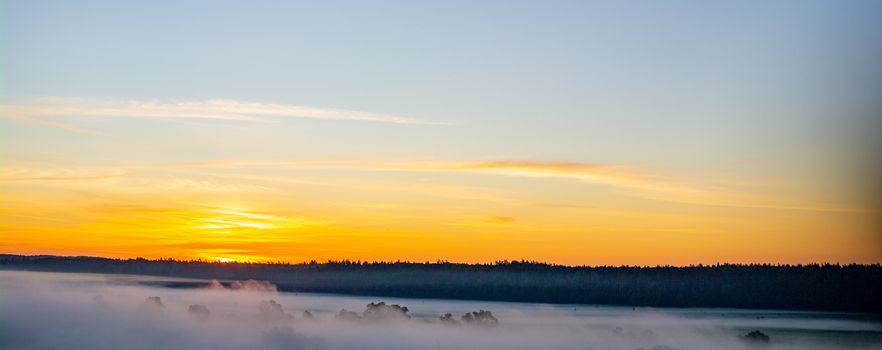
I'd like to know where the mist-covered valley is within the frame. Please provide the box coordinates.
[1,270,879,350]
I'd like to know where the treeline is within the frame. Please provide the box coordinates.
[1,254,880,314]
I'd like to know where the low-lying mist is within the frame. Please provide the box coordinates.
[0,271,879,350]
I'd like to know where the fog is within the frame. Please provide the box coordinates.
[1,271,879,350]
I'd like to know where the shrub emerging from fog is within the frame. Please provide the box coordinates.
[231,279,278,292]
[461,310,498,327]
[363,302,411,321]
[259,299,292,321]
[144,296,164,309]
[439,310,499,327]
[740,330,771,347]
[440,313,459,325]
[335,302,413,323]
[205,279,278,292]
[188,304,210,321]
[335,308,361,322]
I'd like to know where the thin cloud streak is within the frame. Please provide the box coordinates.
[167,159,881,213]
[0,98,447,133]
[0,165,128,181]
[7,159,876,213]
[431,161,882,213]
[168,159,350,169]
[0,114,105,137]
[533,202,599,209]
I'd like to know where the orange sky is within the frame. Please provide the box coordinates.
[1,158,879,265]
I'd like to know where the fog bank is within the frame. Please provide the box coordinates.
[0,271,879,350]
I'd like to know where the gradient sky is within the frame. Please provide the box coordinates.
[1,0,880,265]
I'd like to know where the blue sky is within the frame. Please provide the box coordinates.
[3,1,880,159]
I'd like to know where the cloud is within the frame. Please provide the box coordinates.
[176,159,646,192]
[0,163,275,195]
[0,165,128,181]
[199,171,524,205]
[342,160,723,206]
[191,209,322,231]
[450,215,520,229]
[0,114,105,137]
[168,158,881,213]
[374,160,882,213]
[485,216,516,224]
[5,158,876,214]
[532,202,599,209]
[0,97,446,135]
[129,177,274,193]
[339,160,653,188]
[167,159,347,169]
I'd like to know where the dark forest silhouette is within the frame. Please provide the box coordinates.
[1,254,879,313]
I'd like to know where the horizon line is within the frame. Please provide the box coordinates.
[3,253,879,268]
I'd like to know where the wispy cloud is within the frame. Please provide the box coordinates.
[0,163,275,195]
[166,159,881,213]
[364,160,661,194]
[533,202,599,209]
[168,159,347,169]
[206,171,524,205]
[0,97,446,134]
[484,215,516,224]
[161,158,701,206]
[0,114,105,137]
[415,161,882,213]
[128,177,274,193]
[413,160,650,186]
[0,165,128,181]
[7,158,875,213]
[435,161,882,213]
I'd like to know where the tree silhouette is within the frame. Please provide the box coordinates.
[740,330,771,347]
[439,313,459,325]
[335,309,361,321]
[461,310,498,326]
[188,304,210,320]
[362,302,410,321]
[144,296,164,309]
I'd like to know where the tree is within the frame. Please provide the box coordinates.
[461,310,498,326]
[362,302,411,321]
[259,299,292,321]
[335,309,361,321]
[439,313,459,325]
[188,304,210,320]
[740,330,771,347]
[144,296,164,309]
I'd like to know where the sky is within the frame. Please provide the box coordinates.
[1,0,880,265]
